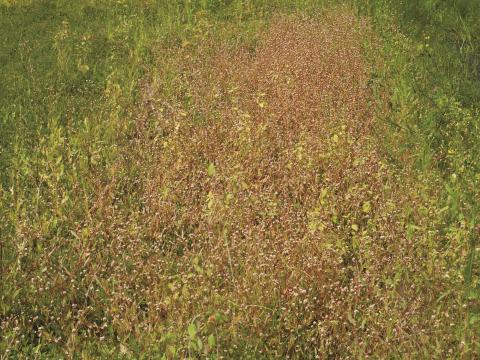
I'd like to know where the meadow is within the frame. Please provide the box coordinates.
[1,0,479,358]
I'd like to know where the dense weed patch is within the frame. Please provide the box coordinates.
[1,0,478,358]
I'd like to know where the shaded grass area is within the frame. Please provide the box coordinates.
[359,0,480,346]
[1,0,479,358]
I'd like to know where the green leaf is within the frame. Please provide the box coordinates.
[469,313,480,326]
[466,288,479,300]
[347,311,356,325]
[208,334,216,348]
[188,323,197,339]
[207,163,216,176]
[207,192,215,210]
[362,201,372,213]
[78,62,90,74]
[167,345,176,356]
[464,247,475,284]
[225,193,234,205]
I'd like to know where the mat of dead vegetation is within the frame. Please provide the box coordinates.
[3,7,468,358]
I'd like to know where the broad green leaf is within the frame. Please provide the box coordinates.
[207,163,216,176]
[208,334,216,348]
[188,323,197,339]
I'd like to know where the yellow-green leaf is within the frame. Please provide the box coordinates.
[362,201,372,213]
[188,323,197,339]
[207,163,216,176]
[208,334,216,348]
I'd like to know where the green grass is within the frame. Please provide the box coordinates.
[363,0,480,332]
[1,0,479,357]
[363,0,480,353]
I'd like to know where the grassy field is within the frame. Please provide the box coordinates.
[1,0,479,358]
